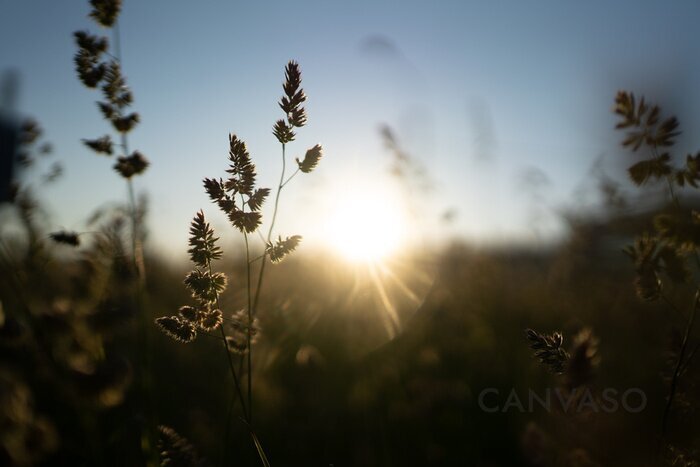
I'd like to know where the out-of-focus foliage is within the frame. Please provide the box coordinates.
[73,4,149,180]
[612,91,700,455]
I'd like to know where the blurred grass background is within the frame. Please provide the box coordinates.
[3,194,696,465]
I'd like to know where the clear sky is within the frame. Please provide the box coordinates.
[2,0,699,258]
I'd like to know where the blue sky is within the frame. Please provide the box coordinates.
[2,0,699,257]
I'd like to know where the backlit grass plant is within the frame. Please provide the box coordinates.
[525,327,599,390]
[73,0,148,279]
[613,91,700,438]
[72,0,157,463]
[156,61,323,465]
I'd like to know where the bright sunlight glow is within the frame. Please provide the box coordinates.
[324,185,407,262]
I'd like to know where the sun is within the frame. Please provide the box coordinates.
[323,184,407,262]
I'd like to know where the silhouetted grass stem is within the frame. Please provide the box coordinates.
[663,290,699,435]
[207,259,250,423]
[250,142,287,426]
[113,19,156,465]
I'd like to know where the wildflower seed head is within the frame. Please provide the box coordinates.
[627,153,672,186]
[525,328,569,375]
[675,152,700,188]
[111,112,139,133]
[89,0,122,27]
[218,198,235,214]
[623,232,684,301]
[225,310,261,355]
[157,425,205,467]
[73,32,109,88]
[187,210,222,268]
[183,269,227,303]
[113,151,148,178]
[225,134,257,196]
[295,144,323,173]
[74,50,106,88]
[283,61,304,101]
[247,188,270,212]
[203,178,240,216]
[199,309,223,332]
[656,116,681,148]
[225,335,248,355]
[101,62,133,108]
[227,209,262,233]
[624,232,658,270]
[273,119,295,144]
[74,31,108,56]
[97,101,116,120]
[614,91,641,128]
[229,309,260,336]
[82,135,114,155]
[614,90,681,151]
[155,316,197,343]
[288,107,307,128]
[203,178,226,203]
[267,235,302,263]
[279,61,307,128]
[178,305,202,323]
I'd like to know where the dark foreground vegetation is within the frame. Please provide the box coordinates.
[2,195,700,466]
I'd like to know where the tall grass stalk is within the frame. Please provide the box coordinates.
[613,91,700,436]
[73,1,156,462]
[111,17,156,467]
[663,292,698,434]
[248,143,285,427]
[649,144,700,435]
[157,60,322,466]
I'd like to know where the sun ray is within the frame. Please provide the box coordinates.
[368,262,400,338]
[384,256,436,287]
[323,180,407,263]
[377,262,421,304]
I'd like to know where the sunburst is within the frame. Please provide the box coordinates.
[323,183,407,263]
